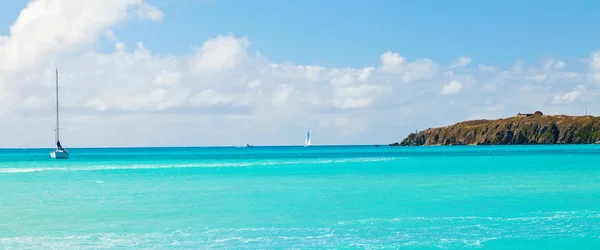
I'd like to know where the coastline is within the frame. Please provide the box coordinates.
[391,114,600,146]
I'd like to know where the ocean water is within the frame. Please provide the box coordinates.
[1,145,600,249]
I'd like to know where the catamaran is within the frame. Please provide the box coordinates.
[50,68,69,159]
[304,131,311,147]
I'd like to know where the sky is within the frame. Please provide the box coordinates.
[1,0,600,147]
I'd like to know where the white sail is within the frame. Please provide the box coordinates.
[50,68,69,159]
[304,131,311,146]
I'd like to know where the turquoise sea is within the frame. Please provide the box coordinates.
[1,145,600,249]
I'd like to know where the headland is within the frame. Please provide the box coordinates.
[391,112,600,146]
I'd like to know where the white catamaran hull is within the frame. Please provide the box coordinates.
[50,150,69,159]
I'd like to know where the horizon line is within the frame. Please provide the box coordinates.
[0,144,387,150]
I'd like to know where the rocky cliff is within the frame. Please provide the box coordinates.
[391,114,600,146]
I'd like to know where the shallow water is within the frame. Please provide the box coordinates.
[1,145,599,249]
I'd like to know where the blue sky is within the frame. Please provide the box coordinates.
[123,0,597,68]
[4,0,599,68]
[107,0,600,67]
[0,0,600,147]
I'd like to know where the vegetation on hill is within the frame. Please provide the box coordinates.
[391,114,600,146]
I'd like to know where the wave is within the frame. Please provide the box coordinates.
[3,211,600,249]
[0,156,407,174]
[352,211,600,224]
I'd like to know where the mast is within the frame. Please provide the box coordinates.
[55,68,59,145]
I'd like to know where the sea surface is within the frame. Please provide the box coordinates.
[1,145,600,249]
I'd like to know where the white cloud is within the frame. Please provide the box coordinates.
[153,70,182,86]
[511,60,524,73]
[190,34,250,73]
[189,89,235,107]
[486,104,504,112]
[271,84,294,108]
[379,51,406,73]
[441,80,462,95]
[0,1,599,147]
[591,51,600,82]
[318,117,367,136]
[482,81,497,92]
[134,2,164,21]
[450,56,472,68]
[358,67,374,81]
[478,64,499,73]
[542,57,566,71]
[115,42,127,52]
[552,85,585,104]
[378,51,438,82]
[0,0,161,73]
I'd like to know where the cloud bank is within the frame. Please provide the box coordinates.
[0,0,599,147]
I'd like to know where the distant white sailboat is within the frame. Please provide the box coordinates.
[50,68,69,159]
[304,131,311,147]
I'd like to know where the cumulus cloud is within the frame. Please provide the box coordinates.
[591,51,600,82]
[0,0,160,73]
[318,117,367,136]
[0,1,598,147]
[190,34,250,73]
[378,51,438,82]
[450,56,472,68]
[134,2,164,21]
[552,85,585,104]
[441,81,462,95]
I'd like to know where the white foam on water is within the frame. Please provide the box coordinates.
[0,156,407,174]
[349,211,600,224]
[2,215,600,250]
[325,210,600,247]
[0,167,69,173]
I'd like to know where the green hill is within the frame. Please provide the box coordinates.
[391,113,600,146]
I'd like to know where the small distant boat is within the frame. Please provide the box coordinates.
[304,131,311,147]
[243,143,253,147]
[50,68,69,159]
